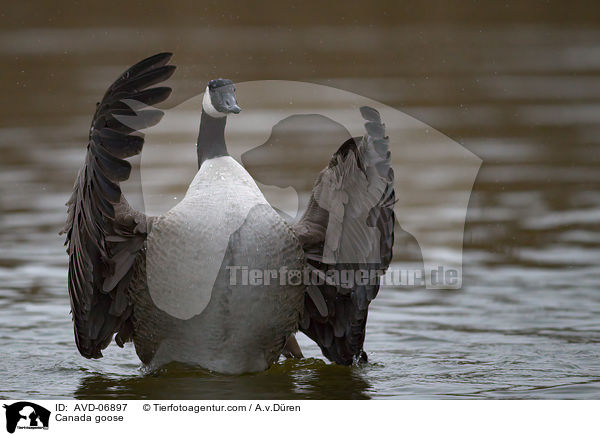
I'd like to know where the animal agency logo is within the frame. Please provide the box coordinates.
[116,80,481,319]
[118,80,481,318]
[2,403,50,433]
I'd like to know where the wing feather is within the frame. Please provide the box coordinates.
[62,53,175,358]
[293,106,395,365]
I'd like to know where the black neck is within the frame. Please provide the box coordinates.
[197,110,228,168]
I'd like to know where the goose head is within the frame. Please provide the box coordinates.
[202,78,241,118]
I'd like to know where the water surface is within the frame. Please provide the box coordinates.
[1,7,599,399]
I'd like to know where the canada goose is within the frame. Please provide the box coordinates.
[62,53,395,374]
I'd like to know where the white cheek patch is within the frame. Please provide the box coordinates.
[202,86,226,118]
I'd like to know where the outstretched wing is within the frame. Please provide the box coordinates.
[293,106,395,365]
[61,53,176,358]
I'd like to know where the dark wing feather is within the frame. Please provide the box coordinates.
[61,53,175,358]
[293,106,395,365]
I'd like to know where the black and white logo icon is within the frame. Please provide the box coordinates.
[3,402,50,434]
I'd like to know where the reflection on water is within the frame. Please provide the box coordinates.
[1,3,600,399]
[75,360,371,400]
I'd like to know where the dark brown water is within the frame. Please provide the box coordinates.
[1,2,599,399]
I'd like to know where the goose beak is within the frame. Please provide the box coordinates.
[229,103,241,114]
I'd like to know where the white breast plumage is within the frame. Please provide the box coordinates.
[146,156,268,320]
